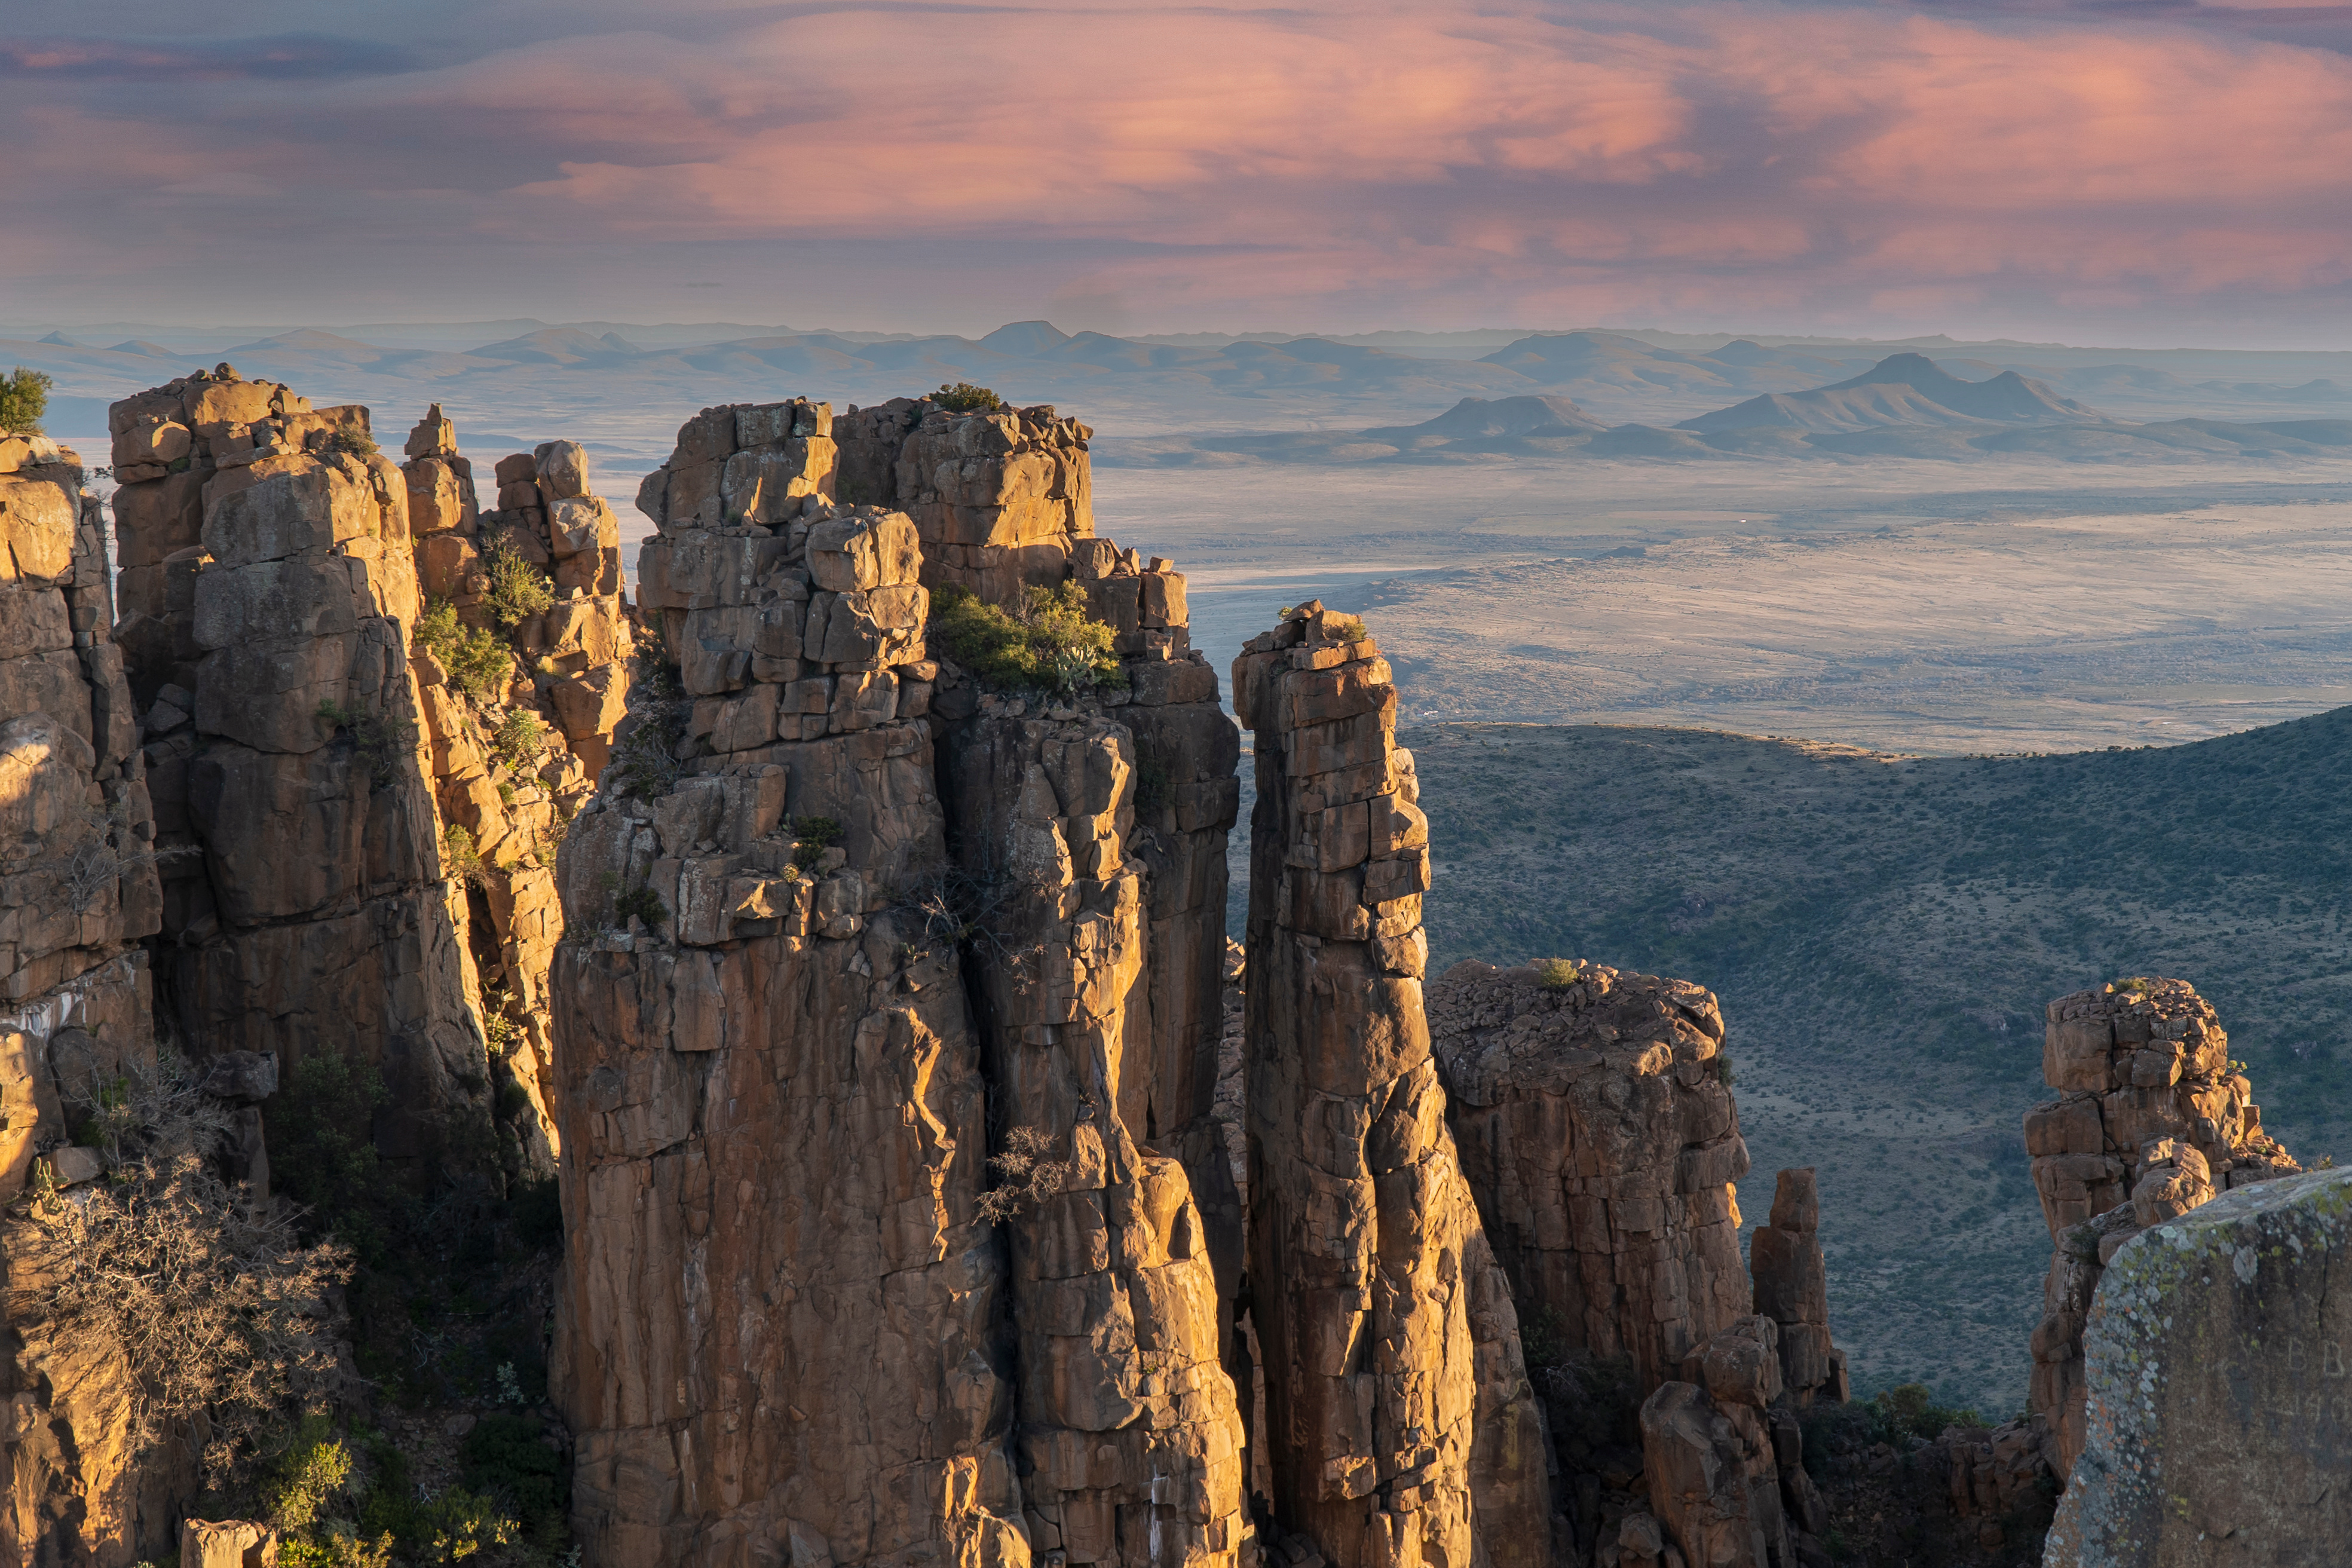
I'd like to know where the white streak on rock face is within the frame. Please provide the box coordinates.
[2234,1245,2258,1284]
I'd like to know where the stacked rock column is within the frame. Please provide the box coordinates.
[554,414,1031,1564]
[0,428,176,1560]
[2023,978,2298,1477]
[1745,1169,1847,1407]
[936,686,1247,1568]
[400,406,633,1173]
[1232,604,1551,1568]
[106,372,487,1175]
[838,402,1251,1336]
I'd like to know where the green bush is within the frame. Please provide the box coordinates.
[482,539,555,629]
[930,581,1122,694]
[489,708,545,771]
[933,381,1004,412]
[613,881,667,930]
[442,823,488,889]
[0,366,53,433]
[791,814,843,871]
[1535,957,1584,988]
[315,700,416,788]
[415,599,514,702]
[320,424,378,460]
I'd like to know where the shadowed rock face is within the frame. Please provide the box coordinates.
[2044,1166,2352,1566]
[1232,605,1550,1568]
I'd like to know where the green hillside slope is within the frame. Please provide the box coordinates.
[1404,711,2352,1415]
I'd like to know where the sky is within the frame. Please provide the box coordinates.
[7,0,2352,345]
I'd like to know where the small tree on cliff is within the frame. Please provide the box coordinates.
[932,381,1004,412]
[0,365,53,432]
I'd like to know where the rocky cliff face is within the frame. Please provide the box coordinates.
[0,428,174,1564]
[553,399,1247,1567]
[1428,961,1753,1395]
[2042,1165,2352,1565]
[1230,605,1551,1568]
[401,405,632,1173]
[107,370,488,1177]
[2024,978,2300,1477]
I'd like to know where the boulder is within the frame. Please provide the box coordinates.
[2045,1167,2352,1564]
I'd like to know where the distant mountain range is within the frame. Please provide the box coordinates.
[1104,352,2352,466]
[5,320,2350,461]
[1674,353,2102,433]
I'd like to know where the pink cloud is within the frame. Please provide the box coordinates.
[8,1,2352,336]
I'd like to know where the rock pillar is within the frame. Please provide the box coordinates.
[2024,978,2299,1477]
[1745,1170,1846,1406]
[1232,604,1550,1567]
[108,372,487,1174]
[1428,960,1754,1390]
[936,682,1248,1567]
[550,482,1023,1564]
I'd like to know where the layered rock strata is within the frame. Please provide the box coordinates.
[0,431,176,1564]
[2023,978,2299,1477]
[552,401,1246,1566]
[1232,604,1551,1568]
[401,408,632,1172]
[2044,1166,2352,1564]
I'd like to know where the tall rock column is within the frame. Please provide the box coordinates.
[2023,978,2299,1478]
[400,408,633,1173]
[1232,604,1549,1568]
[1745,1170,1846,1407]
[107,371,486,1171]
[0,431,176,1563]
[555,421,1027,1564]
[936,678,1247,1568]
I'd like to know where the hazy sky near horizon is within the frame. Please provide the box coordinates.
[8,0,2352,345]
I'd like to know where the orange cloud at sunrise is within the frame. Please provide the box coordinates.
[6,0,2351,340]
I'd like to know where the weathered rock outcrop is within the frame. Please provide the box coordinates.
[0,430,176,1564]
[1427,961,1753,1393]
[1426,962,1857,1566]
[2023,978,2299,1477]
[1631,1318,1794,1568]
[553,399,1246,1567]
[833,397,1094,604]
[1232,605,1551,1567]
[108,370,488,1177]
[2043,1166,2352,1564]
[401,407,632,1173]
